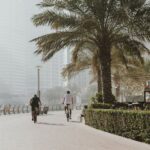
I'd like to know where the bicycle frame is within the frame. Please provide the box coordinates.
[32,107,39,123]
[65,104,71,122]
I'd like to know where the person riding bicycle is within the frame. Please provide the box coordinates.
[63,91,73,119]
[30,94,41,122]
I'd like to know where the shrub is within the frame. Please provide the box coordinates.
[112,102,129,109]
[88,92,115,109]
[144,103,150,110]
[89,92,103,105]
[95,93,103,103]
[89,93,116,106]
[89,96,98,105]
[85,109,150,144]
[90,103,112,109]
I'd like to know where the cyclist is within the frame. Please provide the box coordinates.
[30,94,41,123]
[63,91,73,119]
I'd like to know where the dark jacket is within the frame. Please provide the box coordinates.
[30,96,41,108]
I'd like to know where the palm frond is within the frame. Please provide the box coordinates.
[32,31,84,61]
[37,0,89,16]
[62,60,90,79]
[32,10,79,29]
[115,36,150,64]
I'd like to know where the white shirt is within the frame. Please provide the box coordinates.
[63,94,73,105]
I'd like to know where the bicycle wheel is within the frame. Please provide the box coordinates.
[66,112,69,122]
[66,107,70,122]
[33,107,38,123]
[33,111,37,123]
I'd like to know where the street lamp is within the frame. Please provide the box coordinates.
[37,66,41,99]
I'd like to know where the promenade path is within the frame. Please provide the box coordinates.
[0,110,150,150]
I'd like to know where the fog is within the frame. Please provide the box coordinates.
[0,0,66,105]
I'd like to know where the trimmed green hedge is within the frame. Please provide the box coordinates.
[89,103,112,109]
[85,109,150,143]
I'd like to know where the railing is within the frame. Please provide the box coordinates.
[48,104,83,111]
[0,104,83,116]
[0,105,30,115]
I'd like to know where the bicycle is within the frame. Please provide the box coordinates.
[65,104,71,122]
[32,107,39,123]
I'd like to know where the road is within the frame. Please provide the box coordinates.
[0,110,150,150]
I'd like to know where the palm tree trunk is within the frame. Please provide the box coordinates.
[97,67,103,103]
[97,66,102,93]
[99,45,114,103]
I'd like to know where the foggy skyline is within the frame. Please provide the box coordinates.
[0,0,68,104]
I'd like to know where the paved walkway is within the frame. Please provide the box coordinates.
[0,110,150,150]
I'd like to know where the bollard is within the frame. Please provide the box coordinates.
[17,106,20,113]
[3,106,6,115]
[13,106,15,114]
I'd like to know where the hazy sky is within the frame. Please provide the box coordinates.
[0,0,66,103]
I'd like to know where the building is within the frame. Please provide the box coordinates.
[0,0,66,103]
[0,0,29,103]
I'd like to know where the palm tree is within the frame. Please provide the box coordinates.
[32,0,150,103]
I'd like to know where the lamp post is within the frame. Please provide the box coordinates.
[37,66,41,99]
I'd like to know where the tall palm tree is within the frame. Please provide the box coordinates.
[32,0,150,103]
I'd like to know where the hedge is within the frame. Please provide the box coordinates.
[89,103,112,109]
[85,109,150,144]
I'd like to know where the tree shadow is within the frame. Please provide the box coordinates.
[70,120,81,123]
[37,122,65,126]
[39,113,55,116]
